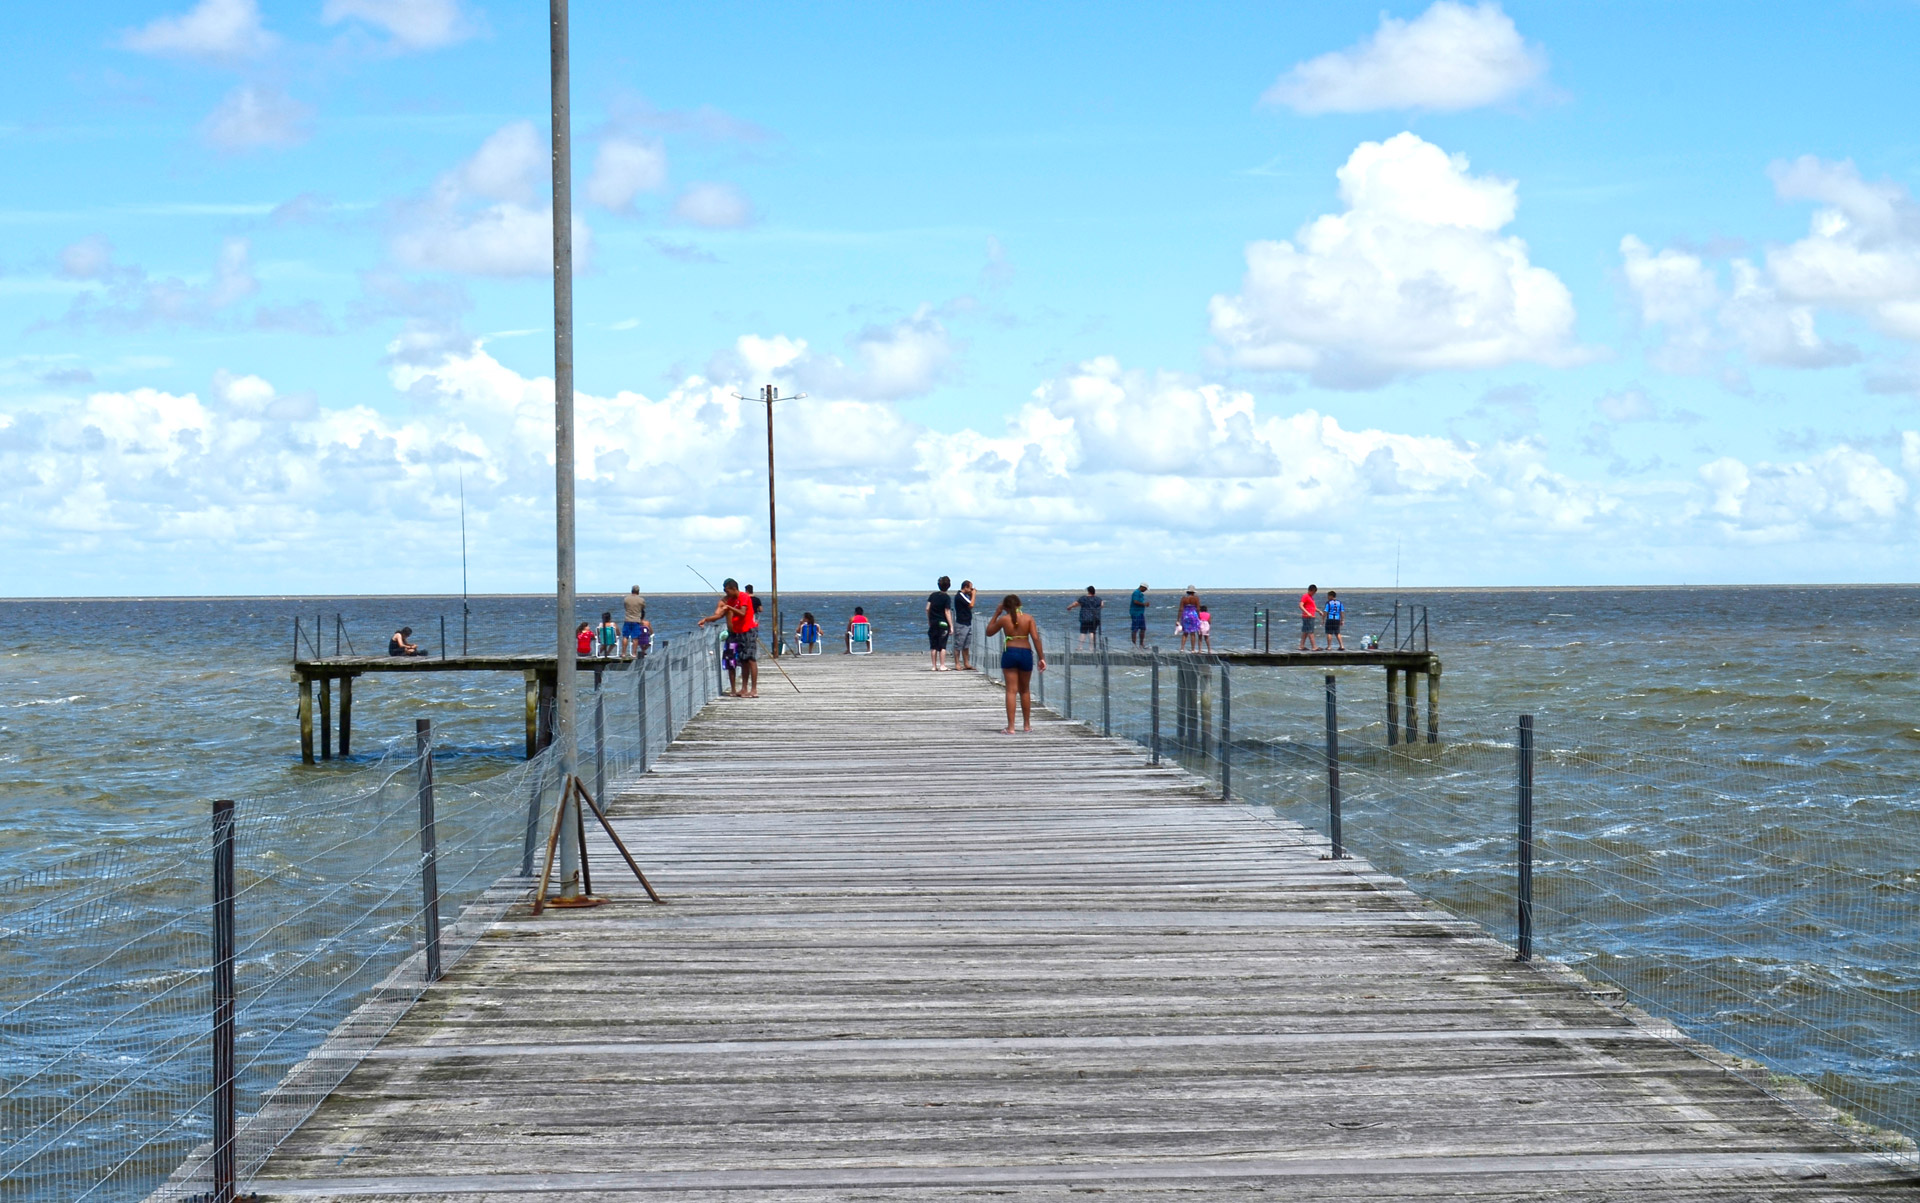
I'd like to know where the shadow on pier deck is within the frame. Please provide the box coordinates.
[249,656,1916,1201]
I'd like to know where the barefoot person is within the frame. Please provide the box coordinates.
[986,594,1046,733]
[697,577,759,697]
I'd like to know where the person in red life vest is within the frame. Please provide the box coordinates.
[697,577,759,698]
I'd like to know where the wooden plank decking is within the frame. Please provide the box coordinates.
[252,656,1916,1200]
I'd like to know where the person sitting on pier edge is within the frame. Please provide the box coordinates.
[597,612,619,658]
[388,626,423,657]
[1067,586,1102,650]
[698,578,758,698]
[927,576,953,671]
[952,581,977,671]
[1299,584,1321,651]
[1324,590,1346,651]
[1129,584,1149,648]
[575,621,595,657]
[845,607,872,653]
[620,586,647,658]
[987,594,1045,734]
[795,613,821,653]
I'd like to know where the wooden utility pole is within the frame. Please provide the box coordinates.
[740,385,805,656]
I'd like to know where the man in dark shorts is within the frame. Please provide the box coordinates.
[697,577,759,697]
[952,580,977,670]
[1324,590,1346,650]
[926,575,953,671]
[1128,584,1149,647]
[1067,585,1103,649]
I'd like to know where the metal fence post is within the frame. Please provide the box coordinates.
[1516,714,1535,962]
[637,658,649,771]
[211,798,236,1203]
[1219,664,1232,800]
[1100,645,1111,737]
[1324,674,1343,859]
[415,720,442,982]
[520,764,543,877]
[663,641,674,736]
[593,688,606,807]
[1064,646,1073,719]
[1150,650,1161,765]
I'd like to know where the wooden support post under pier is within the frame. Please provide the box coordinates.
[1403,667,1417,748]
[1426,664,1439,744]
[298,675,314,764]
[536,671,556,754]
[1386,666,1400,746]
[524,670,539,760]
[339,675,352,757]
[318,675,331,762]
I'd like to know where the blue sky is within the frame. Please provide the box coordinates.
[5,1,1920,596]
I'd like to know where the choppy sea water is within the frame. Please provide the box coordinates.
[4,585,1920,1178]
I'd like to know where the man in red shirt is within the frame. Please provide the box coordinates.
[698,577,760,698]
[1299,584,1321,651]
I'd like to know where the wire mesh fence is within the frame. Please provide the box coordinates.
[0,629,724,1203]
[1042,642,1920,1158]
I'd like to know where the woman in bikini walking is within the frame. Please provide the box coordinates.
[986,594,1046,734]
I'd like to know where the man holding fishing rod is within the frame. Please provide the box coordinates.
[697,577,760,698]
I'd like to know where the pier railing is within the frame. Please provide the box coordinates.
[1041,645,1920,1158]
[0,630,725,1203]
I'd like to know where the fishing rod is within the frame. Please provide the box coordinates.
[687,564,801,695]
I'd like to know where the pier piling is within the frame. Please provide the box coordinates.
[1390,667,1400,744]
[339,676,352,757]
[318,677,331,762]
[298,677,314,765]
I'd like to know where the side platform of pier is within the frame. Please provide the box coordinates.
[249,656,1913,1200]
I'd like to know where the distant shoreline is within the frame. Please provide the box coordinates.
[3,582,1915,603]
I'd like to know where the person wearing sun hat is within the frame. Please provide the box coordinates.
[1129,583,1150,647]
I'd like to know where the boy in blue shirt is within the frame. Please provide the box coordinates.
[1324,591,1346,651]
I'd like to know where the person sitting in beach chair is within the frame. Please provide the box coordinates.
[796,613,823,655]
[846,607,875,654]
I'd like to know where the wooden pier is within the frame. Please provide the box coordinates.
[1091,647,1443,745]
[250,656,1912,1200]
[290,653,636,764]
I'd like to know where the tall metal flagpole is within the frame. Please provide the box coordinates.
[549,0,583,900]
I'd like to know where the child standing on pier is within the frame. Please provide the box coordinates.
[1299,585,1321,651]
[1324,591,1345,650]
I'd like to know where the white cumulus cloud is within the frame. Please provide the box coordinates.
[1700,445,1907,537]
[392,122,591,277]
[201,84,313,152]
[1262,1,1546,114]
[586,137,668,212]
[1765,156,1920,342]
[122,0,275,61]
[1209,132,1579,386]
[321,0,476,50]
